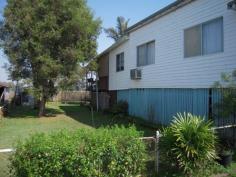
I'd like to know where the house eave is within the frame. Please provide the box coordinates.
[0,82,9,88]
[125,0,195,34]
[96,36,129,60]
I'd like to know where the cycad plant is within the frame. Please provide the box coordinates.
[160,113,218,176]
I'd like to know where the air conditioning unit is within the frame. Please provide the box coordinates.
[130,69,142,80]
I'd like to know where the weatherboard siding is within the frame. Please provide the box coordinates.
[109,0,236,90]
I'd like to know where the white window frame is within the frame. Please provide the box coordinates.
[137,40,155,67]
[184,17,223,58]
[116,52,124,72]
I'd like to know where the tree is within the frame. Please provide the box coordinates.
[58,60,96,91]
[0,0,101,116]
[104,16,129,42]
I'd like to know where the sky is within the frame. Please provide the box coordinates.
[0,0,175,82]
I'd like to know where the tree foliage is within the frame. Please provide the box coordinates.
[0,0,101,116]
[104,16,129,41]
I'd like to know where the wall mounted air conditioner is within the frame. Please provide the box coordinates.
[130,69,142,80]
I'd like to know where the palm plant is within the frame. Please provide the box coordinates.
[104,16,129,41]
[160,113,218,176]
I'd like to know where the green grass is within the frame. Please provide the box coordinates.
[157,152,236,177]
[0,102,156,149]
[0,102,157,177]
[0,102,236,177]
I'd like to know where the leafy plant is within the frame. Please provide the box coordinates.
[10,126,146,177]
[213,70,236,147]
[111,100,129,117]
[0,0,101,116]
[160,113,218,176]
[213,69,236,121]
[104,16,129,41]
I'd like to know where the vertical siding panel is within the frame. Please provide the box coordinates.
[212,89,222,126]
[192,89,209,119]
[117,88,210,125]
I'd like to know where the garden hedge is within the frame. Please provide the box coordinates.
[10,126,146,177]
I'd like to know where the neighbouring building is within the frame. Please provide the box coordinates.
[0,82,10,104]
[96,0,236,124]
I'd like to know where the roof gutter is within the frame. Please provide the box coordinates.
[126,0,195,34]
[96,35,129,59]
[96,0,196,59]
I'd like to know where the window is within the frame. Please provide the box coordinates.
[116,52,124,72]
[184,17,223,58]
[137,41,155,67]
[184,25,201,57]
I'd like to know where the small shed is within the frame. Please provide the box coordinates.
[0,82,9,104]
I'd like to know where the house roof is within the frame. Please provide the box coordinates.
[96,0,195,58]
[0,82,9,88]
[126,0,195,33]
[96,36,129,60]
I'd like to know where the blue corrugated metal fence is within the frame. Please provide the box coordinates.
[117,88,211,125]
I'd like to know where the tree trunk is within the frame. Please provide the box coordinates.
[38,95,46,117]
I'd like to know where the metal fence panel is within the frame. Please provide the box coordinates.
[117,88,209,125]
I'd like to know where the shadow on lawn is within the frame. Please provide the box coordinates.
[6,103,156,136]
[59,104,157,137]
[7,106,63,119]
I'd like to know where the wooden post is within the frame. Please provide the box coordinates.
[96,72,99,112]
[155,131,160,174]
[0,106,3,118]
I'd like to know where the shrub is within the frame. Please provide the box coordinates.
[10,126,146,177]
[159,113,218,176]
[111,100,128,116]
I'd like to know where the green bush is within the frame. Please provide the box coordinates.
[159,113,218,176]
[10,126,146,177]
[111,100,128,116]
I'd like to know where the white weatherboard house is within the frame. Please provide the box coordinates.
[97,0,236,124]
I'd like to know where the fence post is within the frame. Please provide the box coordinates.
[91,106,95,127]
[155,131,160,174]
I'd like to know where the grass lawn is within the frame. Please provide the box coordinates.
[0,102,156,149]
[0,102,236,177]
[0,102,156,177]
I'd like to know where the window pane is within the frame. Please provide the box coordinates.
[202,18,223,55]
[116,53,124,72]
[120,53,124,71]
[137,44,146,66]
[147,41,155,65]
[116,54,120,71]
[121,52,124,66]
[184,25,201,57]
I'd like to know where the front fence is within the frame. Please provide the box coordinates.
[213,124,236,145]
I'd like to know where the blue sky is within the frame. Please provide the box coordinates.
[0,0,175,81]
